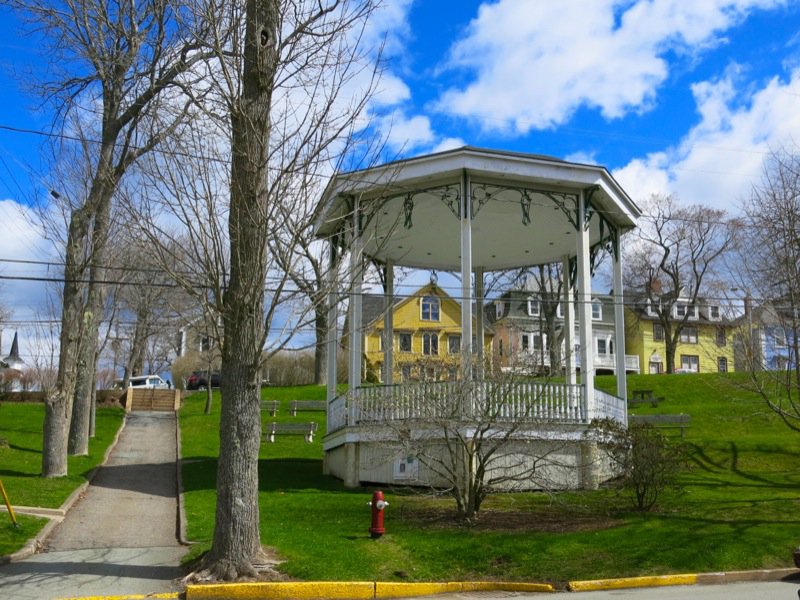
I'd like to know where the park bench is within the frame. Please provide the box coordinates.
[289,400,326,416]
[261,400,279,416]
[629,414,691,438]
[264,421,318,443]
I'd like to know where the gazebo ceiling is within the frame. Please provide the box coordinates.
[314,147,641,271]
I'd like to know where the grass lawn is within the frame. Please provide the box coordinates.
[180,375,800,584]
[0,403,125,556]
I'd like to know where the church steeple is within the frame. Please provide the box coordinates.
[3,332,23,370]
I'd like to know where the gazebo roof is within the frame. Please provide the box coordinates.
[314,146,640,271]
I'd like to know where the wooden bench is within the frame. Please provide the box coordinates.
[261,400,279,416]
[289,400,326,416]
[264,422,318,443]
[629,414,691,437]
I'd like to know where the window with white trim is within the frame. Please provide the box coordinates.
[495,301,504,319]
[681,354,699,372]
[421,296,440,321]
[680,326,698,344]
[422,332,438,355]
[448,334,460,354]
[709,305,721,320]
[398,332,412,352]
[527,297,540,317]
[597,338,608,354]
[591,299,602,320]
[718,357,728,372]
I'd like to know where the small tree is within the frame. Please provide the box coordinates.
[383,363,571,520]
[591,418,686,511]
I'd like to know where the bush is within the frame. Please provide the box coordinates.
[592,418,687,511]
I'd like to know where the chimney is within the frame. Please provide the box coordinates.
[649,278,662,295]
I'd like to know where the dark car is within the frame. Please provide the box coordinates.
[186,371,221,390]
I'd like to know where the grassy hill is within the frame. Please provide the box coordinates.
[178,374,800,583]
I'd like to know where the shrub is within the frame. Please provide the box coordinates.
[592,418,687,511]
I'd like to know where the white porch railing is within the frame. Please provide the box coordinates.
[328,381,619,434]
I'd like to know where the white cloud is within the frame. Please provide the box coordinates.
[379,112,436,152]
[613,66,800,211]
[432,137,467,153]
[435,0,787,132]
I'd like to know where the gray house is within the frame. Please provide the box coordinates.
[489,286,640,375]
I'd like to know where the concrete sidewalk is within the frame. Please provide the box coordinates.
[0,411,187,600]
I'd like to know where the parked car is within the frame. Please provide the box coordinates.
[115,375,171,389]
[186,371,221,391]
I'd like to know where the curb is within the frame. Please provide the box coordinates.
[175,409,191,546]
[568,567,799,592]
[0,412,129,564]
[184,581,555,600]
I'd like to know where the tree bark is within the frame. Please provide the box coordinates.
[314,301,328,385]
[203,0,279,579]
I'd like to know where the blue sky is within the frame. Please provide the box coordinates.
[0,0,799,360]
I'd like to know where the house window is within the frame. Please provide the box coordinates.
[200,336,211,352]
[421,296,440,321]
[680,355,699,372]
[448,335,460,354]
[597,338,608,354]
[498,339,504,356]
[522,332,544,352]
[646,299,659,316]
[676,303,698,319]
[556,302,564,318]
[591,299,602,320]
[653,323,664,342]
[716,327,727,346]
[527,297,540,317]
[495,301,504,319]
[680,326,698,344]
[398,332,412,352]
[718,357,728,372]
[422,332,438,355]
[401,365,412,381]
[709,305,721,320]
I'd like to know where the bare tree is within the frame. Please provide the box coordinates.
[6,0,214,476]
[736,148,800,427]
[377,363,579,520]
[122,0,383,579]
[624,194,737,373]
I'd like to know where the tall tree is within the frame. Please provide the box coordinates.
[7,0,212,475]
[624,194,737,373]
[126,0,381,578]
[736,148,800,427]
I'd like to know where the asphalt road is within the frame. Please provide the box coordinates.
[0,411,187,600]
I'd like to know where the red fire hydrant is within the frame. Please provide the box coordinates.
[368,490,388,539]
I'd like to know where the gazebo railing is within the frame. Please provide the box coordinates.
[328,381,602,432]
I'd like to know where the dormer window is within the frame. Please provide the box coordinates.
[675,303,698,319]
[495,301,504,320]
[421,296,440,321]
[646,299,659,316]
[527,297,540,317]
[709,305,720,320]
[556,302,564,319]
[591,298,602,320]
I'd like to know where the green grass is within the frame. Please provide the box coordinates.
[0,403,125,555]
[179,376,800,583]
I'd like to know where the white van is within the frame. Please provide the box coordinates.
[124,375,170,389]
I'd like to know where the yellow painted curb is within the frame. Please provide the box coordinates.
[58,594,179,600]
[186,580,555,600]
[568,573,697,592]
[186,581,375,600]
[375,582,461,598]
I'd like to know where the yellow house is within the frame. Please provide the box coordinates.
[362,283,493,382]
[625,299,735,374]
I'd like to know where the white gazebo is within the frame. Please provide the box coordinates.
[313,147,641,489]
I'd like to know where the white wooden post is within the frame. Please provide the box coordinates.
[576,190,595,419]
[348,197,363,389]
[562,255,576,386]
[460,170,473,381]
[475,267,485,376]
[613,235,628,419]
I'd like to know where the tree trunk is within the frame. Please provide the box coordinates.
[314,302,328,385]
[68,334,97,455]
[203,0,278,579]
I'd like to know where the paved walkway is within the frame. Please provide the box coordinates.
[0,411,187,600]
